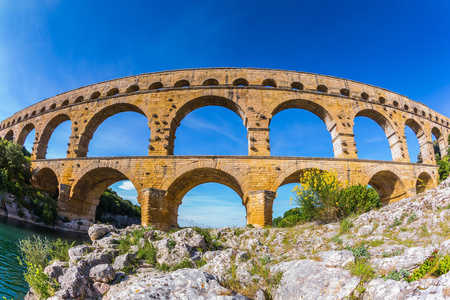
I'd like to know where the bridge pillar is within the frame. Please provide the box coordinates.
[141,188,177,230]
[388,131,410,162]
[330,123,358,159]
[419,136,436,165]
[56,183,74,220]
[248,128,270,156]
[246,190,277,227]
[148,122,172,155]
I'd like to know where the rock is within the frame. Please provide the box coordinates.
[90,264,116,283]
[93,281,111,295]
[54,265,98,299]
[273,260,360,300]
[255,290,266,300]
[68,245,92,264]
[108,268,249,299]
[44,260,67,281]
[171,228,207,251]
[363,279,416,300]
[200,249,233,280]
[89,224,115,241]
[93,233,119,249]
[317,250,354,267]
[370,246,434,273]
[113,253,135,271]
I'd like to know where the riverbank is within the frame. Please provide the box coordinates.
[23,177,450,299]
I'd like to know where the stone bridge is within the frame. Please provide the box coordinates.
[0,68,448,229]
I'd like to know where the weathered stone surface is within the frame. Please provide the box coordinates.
[370,247,434,273]
[68,245,92,264]
[44,260,67,281]
[273,260,360,300]
[317,250,354,267]
[54,265,98,299]
[171,228,207,251]
[89,224,115,241]
[363,279,416,300]
[89,264,116,283]
[112,253,135,271]
[108,268,249,300]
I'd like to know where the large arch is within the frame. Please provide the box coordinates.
[35,114,71,159]
[270,99,338,157]
[169,96,247,155]
[405,119,432,164]
[4,130,14,141]
[367,170,407,204]
[77,103,148,157]
[69,167,141,222]
[17,123,36,146]
[431,126,447,158]
[416,172,434,194]
[354,109,402,161]
[32,167,59,196]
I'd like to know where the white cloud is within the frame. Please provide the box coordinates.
[118,181,135,191]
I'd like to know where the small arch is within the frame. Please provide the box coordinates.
[317,85,328,93]
[74,96,84,103]
[233,78,249,87]
[17,123,36,146]
[90,91,101,100]
[262,78,277,88]
[40,107,46,114]
[106,88,119,96]
[33,167,59,196]
[413,107,418,114]
[31,111,36,117]
[404,105,409,111]
[422,111,426,117]
[17,116,22,122]
[61,100,69,107]
[435,116,439,122]
[429,113,433,119]
[50,103,57,110]
[6,122,10,127]
[11,119,16,125]
[24,114,29,119]
[393,101,399,107]
[361,92,369,100]
[126,85,140,93]
[379,97,386,104]
[368,170,406,204]
[291,82,304,90]
[4,130,14,141]
[174,80,190,88]
[149,82,164,90]
[416,172,433,194]
[340,88,350,97]
[203,78,219,86]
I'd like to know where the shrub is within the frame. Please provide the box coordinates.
[49,239,75,262]
[273,208,304,228]
[95,188,141,226]
[339,218,353,234]
[407,249,439,282]
[346,243,370,262]
[385,269,409,281]
[348,260,375,282]
[18,236,51,269]
[338,184,381,216]
[136,242,158,265]
[21,261,59,299]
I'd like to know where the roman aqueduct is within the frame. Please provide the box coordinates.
[0,68,448,230]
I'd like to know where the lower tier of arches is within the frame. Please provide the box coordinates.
[31,156,439,230]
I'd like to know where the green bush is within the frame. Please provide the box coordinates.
[21,261,59,299]
[385,269,409,281]
[337,184,381,217]
[273,208,304,228]
[18,236,51,269]
[49,239,75,262]
[136,242,158,265]
[407,249,439,282]
[339,218,353,234]
[95,188,141,227]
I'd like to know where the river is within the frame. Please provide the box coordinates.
[0,216,88,299]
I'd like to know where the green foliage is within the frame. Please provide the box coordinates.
[337,184,381,216]
[167,239,176,250]
[437,157,450,181]
[171,259,194,271]
[136,242,158,265]
[407,249,439,282]
[95,188,141,227]
[49,238,75,262]
[331,235,343,244]
[290,169,381,223]
[348,260,375,282]
[234,227,244,236]
[384,269,409,281]
[339,218,353,234]
[20,261,59,299]
[407,213,417,224]
[193,227,221,250]
[273,208,304,228]
[18,236,51,269]
[433,255,450,276]
[346,243,370,262]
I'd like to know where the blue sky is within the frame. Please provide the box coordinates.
[1,0,450,227]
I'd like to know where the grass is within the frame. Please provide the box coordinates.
[348,260,376,282]
[339,218,354,235]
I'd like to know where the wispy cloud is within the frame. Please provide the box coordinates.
[118,181,135,191]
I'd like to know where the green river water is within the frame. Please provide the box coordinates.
[0,216,87,299]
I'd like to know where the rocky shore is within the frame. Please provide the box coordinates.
[25,177,450,299]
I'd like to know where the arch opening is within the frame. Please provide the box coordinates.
[431,127,445,159]
[33,167,59,197]
[106,88,119,97]
[4,130,14,141]
[61,100,69,107]
[233,78,248,87]
[404,119,423,163]
[203,78,219,86]
[354,110,396,161]
[78,103,148,157]
[70,168,140,223]
[291,82,304,91]
[262,78,276,88]
[126,85,140,93]
[368,170,406,204]
[416,172,433,194]
[17,123,36,147]
[270,108,334,157]
[74,96,84,104]
[340,88,350,97]
[317,85,328,93]
[174,80,190,88]
[174,105,247,155]
[88,111,150,157]
[36,114,71,159]
[149,82,164,90]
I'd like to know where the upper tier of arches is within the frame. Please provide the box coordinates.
[1,68,449,164]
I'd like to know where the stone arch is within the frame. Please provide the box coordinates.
[69,167,141,222]
[416,172,434,194]
[262,78,277,88]
[4,130,14,141]
[17,123,36,146]
[106,88,119,97]
[126,85,140,93]
[431,126,447,157]
[269,163,337,192]
[149,82,163,90]
[367,169,407,204]
[354,109,402,161]
[32,167,59,196]
[405,119,432,164]
[174,80,190,88]
[35,114,71,159]
[233,78,249,87]
[169,95,247,155]
[77,103,148,157]
[269,98,337,156]
[291,82,304,90]
[203,78,219,86]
